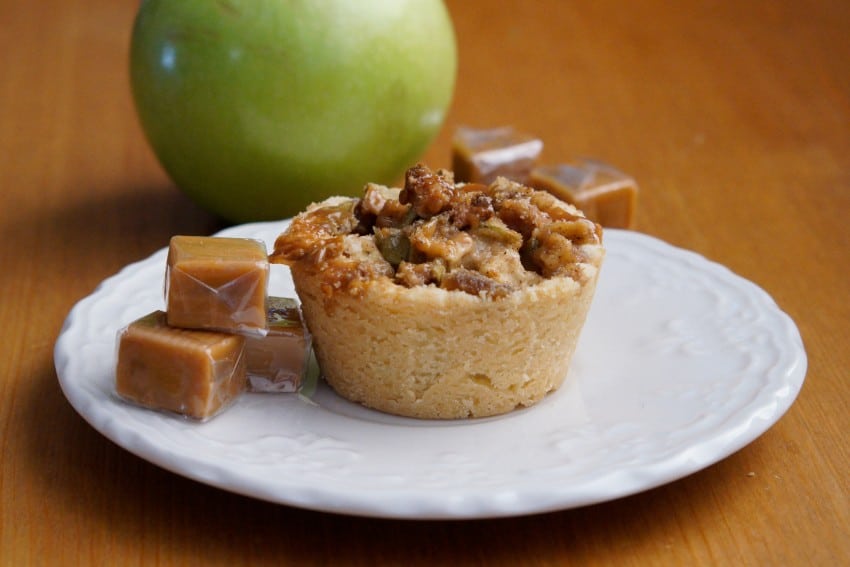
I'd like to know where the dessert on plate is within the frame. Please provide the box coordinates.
[272,164,604,419]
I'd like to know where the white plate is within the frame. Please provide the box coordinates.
[55,224,806,519]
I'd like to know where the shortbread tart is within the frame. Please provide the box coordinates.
[271,164,604,419]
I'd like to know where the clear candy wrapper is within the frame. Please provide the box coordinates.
[245,297,313,393]
[529,159,639,228]
[114,311,247,421]
[452,125,543,184]
[165,235,269,336]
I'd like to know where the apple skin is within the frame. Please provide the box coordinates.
[130,0,457,223]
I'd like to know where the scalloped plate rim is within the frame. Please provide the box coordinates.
[54,225,807,519]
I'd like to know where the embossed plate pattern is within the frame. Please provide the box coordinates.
[55,225,806,519]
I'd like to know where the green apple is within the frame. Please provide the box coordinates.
[130,0,457,223]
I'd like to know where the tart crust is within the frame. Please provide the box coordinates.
[273,165,604,419]
[291,261,600,419]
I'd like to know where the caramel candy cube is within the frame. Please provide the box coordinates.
[245,297,312,393]
[529,160,639,228]
[452,126,543,184]
[115,311,247,420]
[166,236,269,335]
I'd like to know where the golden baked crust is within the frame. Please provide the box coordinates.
[272,164,604,419]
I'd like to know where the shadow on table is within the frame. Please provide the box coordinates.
[13,184,225,272]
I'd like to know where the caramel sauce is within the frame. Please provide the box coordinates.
[272,164,602,299]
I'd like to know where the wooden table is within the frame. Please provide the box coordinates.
[2,0,848,564]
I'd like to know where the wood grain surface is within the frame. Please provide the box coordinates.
[1,0,848,565]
